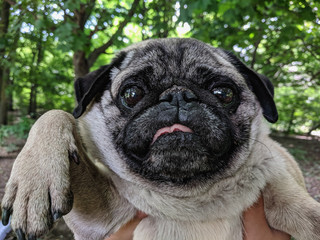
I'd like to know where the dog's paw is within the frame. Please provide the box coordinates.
[1,110,77,239]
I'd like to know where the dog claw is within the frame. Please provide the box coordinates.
[69,151,80,165]
[16,229,26,240]
[53,210,63,221]
[1,208,11,226]
[27,234,36,240]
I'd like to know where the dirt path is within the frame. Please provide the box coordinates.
[0,157,14,204]
[0,135,319,239]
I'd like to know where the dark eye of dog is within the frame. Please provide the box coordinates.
[212,87,234,104]
[121,86,145,108]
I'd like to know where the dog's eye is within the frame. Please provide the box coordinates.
[212,87,234,104]
[121,86,144,108]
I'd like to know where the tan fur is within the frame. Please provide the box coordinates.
[2,39,320,240]
[3,110,319,240]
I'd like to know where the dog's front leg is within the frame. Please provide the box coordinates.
[1,110,79,239]
[63,150,136,240]
[264,179,320,240]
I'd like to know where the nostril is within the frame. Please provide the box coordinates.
[159,93,173,102]
[159,90,197,104]
[183,91,197,102]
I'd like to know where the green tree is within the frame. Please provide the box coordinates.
[3,0,179,117]
[0,0,11,124]
[49,0,140,78]
[179,0,320,134]
[2,0,319,134]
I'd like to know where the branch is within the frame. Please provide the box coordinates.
[75,0,96,30]
[83,0,96,28]
[4,0,16,5]
[87,0,140,68]
[89,9,108,38]
[250,37,262,69]
[311,70,320,79]
[56,2,75,22]
[308,122,320,135]
[299,37,320,61]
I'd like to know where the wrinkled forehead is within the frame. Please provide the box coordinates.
[110,38,244,94]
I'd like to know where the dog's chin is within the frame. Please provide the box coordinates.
[126,131,232,185]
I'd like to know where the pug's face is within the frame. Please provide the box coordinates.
[75,38,277,189]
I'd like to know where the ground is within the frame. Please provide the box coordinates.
[0,134,319,239]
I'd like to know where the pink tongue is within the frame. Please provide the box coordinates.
[152,124,193,144]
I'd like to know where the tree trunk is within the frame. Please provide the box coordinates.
[7,17,22,112]
[285,108,295,134]
[0,0,10,125]
[8,77,13,111]
[73,51,90,78]
[28,82,38,118]
[307,122,320,135]
[251,37,262,69]
[0,68,8,125]
[28,34,44,118]
[86,0,140,70]
[28,50,37,117]
[71,0,139,79]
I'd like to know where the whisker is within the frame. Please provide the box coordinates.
[248,136,275,161]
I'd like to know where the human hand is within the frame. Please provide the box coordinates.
[105,195,290,240]
[243,195,291,240]
[105,211,147,240]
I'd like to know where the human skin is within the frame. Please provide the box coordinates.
[106,211,148,240]
[242,195,291,240]
[106,196,291,240]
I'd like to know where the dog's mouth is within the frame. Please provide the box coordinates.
[151,124,193,144]
[121,107,236,184]
[123,122,227,184]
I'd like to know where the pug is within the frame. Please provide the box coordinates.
[2,38,320,240]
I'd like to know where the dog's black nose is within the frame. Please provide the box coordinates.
[159,86,198,107]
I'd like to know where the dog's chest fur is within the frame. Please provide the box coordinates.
[134,216,242,240]
[74,107,281,240]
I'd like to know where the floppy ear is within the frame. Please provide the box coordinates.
[73,52,127,118]
[222,50,278,123]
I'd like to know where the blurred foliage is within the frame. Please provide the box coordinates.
[178,0,320,134]
[288,147,310,162]
[0,0,319,135]
[274,86,320,134]
[0,117,35,145]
